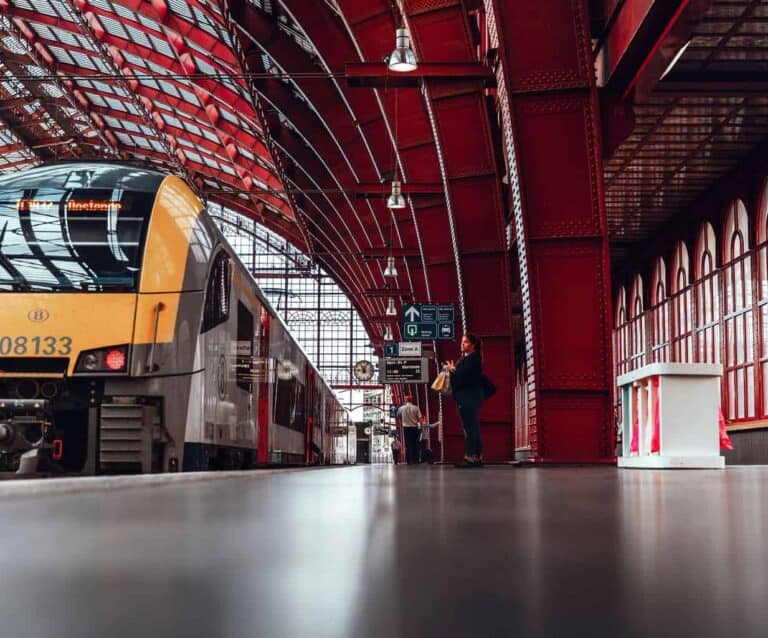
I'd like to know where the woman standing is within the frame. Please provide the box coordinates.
[445,333,485,467]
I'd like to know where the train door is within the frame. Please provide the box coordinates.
[305,365,314,464]
[200,251,233,468]
[256,307,270,464]
[234,300,256,462]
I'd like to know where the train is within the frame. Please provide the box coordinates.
[0,162,354,474]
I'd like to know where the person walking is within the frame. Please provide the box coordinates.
[445,333,485,467]
[391,434,402,465]
[397,395,424,464]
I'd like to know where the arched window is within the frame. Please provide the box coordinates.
[615,286,627,327]
[671,241,693,362]
[650,258,669,361]
[694,222,720,364]
[614,286,629,375]
[722,200,754,420]
[630,273,644,318]
[695,221,717,279]
[757,181,768,415]
[629,274,645,368]
[671,241,690,294]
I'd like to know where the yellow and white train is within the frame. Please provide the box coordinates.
[0,162,353,474]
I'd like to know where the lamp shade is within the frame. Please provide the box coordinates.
[386,297,397,316]
[384,325,393,341]
[383,256,398,279]
[387,180,406,209]
[388,28,417,72]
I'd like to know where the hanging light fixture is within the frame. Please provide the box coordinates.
[388,27,417,72]
[387,180,406,209]
[384,325,393,341]
[386,297,397,316]
[383,255,398,279]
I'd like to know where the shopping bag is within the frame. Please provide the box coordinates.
[431,370,452,395]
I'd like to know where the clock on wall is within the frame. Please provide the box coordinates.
[353,359,375,382]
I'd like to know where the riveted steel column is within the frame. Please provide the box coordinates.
[486,0,615,462]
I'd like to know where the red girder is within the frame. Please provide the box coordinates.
[210,192,306,249]
[8,6,260,133]
[228,10,386,305]
[345,62,495,87]
[269,125,387,296]
[85,0,239,66]
[278,0,428,305]
[59,66,275,168]
[88,102,286,203]
[234,12,384,257]
[486,0,614,462]
[0,13,119,159]
[235,2,421,305]
[131,146,288,219]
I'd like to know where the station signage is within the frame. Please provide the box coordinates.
[383,341,422,357]
[401,304,455,341]
[378,357,428,383]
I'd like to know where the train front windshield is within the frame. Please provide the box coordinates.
[0,164,163,292]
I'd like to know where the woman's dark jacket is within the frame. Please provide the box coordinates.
[451,351,484,408]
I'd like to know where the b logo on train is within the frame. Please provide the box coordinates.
[0,163,353,474]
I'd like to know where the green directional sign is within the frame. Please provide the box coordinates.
[401,303,455,340]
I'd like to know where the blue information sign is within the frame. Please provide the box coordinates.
[401,303,455,341]
[383,342,399,357]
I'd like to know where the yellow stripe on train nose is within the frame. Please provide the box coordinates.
[0,293,138,376]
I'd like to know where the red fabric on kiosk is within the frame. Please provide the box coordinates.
[651,376,661,454]
[719,409,734,451]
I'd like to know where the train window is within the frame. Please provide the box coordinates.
[236,301,254,391]
[201,252,231,332]
[0,184,155,292]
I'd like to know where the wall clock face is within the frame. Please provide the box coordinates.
[353,360,375,382]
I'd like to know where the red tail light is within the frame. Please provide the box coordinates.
[105,349,126,371]
[52,439,63,461]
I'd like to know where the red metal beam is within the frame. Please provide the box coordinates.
[353,182,443,197]
[358,288,413,297]
[0,14,119,159]
[345,62,495,88]
[595,0,689,95]
[487,0,614,462]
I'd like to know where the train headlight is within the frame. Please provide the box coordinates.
[75,345,129,374]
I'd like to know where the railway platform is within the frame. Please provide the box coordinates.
[0,464,766,638]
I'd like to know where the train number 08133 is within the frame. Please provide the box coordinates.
[0,336,72,356]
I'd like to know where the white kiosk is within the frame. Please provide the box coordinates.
[617,362,724,469]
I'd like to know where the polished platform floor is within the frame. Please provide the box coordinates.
[0,465,766,638]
